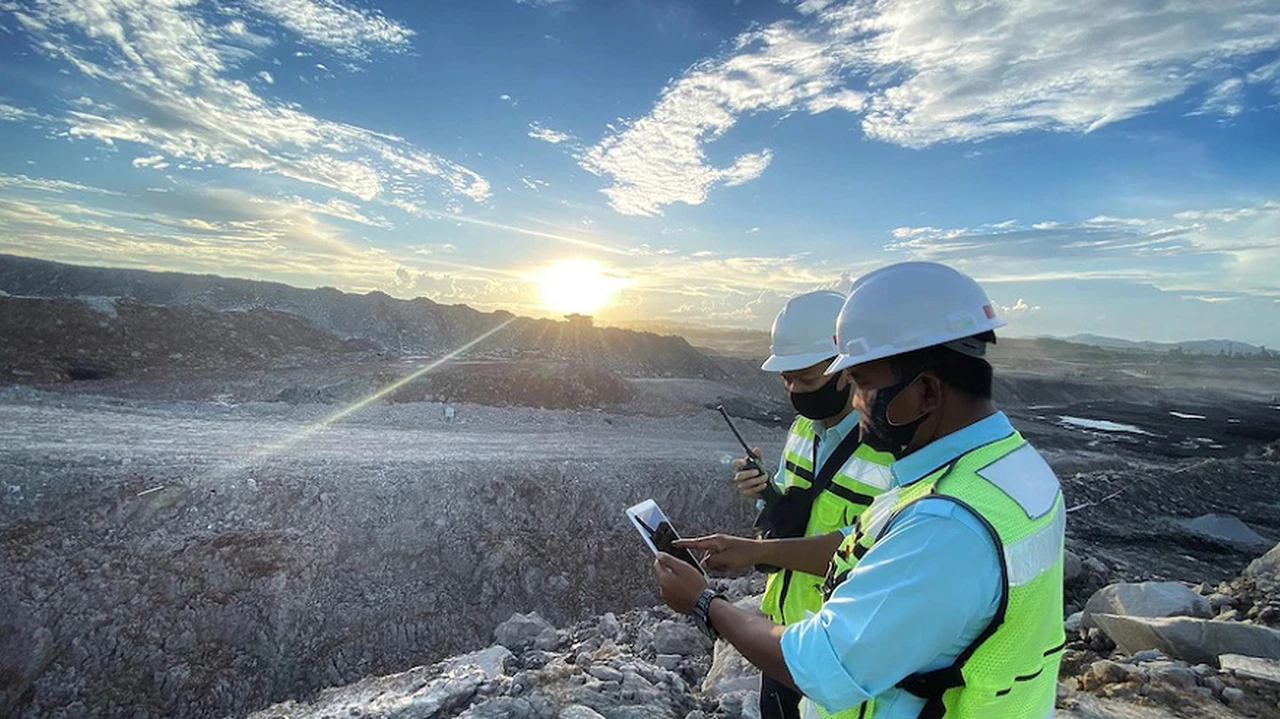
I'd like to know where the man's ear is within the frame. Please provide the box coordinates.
[917,372,945,414]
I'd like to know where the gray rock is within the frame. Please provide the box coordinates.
[1222,687,1246,704]
[1083,557,1108,577]
[367,671,485,719]
[1177,514,1272,552]
[598,612,621,640]
[1091,614,1280,666]
[534,628,563,651]
[444,645,515,680]
[702,636,759,697]
[1244,541,1280,593]
[1082,582,1212,629]
[1064,612,1084,634]
[495,612,556,650]
[461,697,536,719]
[1206,593,1237,611]
[1089,660,1132,684]
[587,666,623,683]
[1064,550,1084,583]
[1132,649,1164,663]
[655,654,682,671]
[651,620,710,656]
[1220,653,1280,686]
[559,705,607,719]
[1152,664,1198,689]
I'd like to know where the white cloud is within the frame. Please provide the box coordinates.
[0,101,40,123]
[992,297,1040,316]
[520,177,549,191]
[587,0,1280,215]
[0,187,407,288]
[131,155,169,170]
[1192,78,1245,118]
[528,122,575,145]
[257,70,275,84]
[9,0,488,207]
[242,0,414,59]
[1175,202,1280,223]
[0,173,120,195]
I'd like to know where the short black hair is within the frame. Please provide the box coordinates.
[888,334,995,400]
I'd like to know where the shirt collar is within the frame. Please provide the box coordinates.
[890,411,1016,487]
[813,408,861,445]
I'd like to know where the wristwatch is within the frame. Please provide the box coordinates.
[691,588,724,641]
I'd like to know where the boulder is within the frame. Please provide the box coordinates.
[651,620,710,656]
[495,612,556,650]
[1082,582,1212,629]
[559,706,607,719]
[702,595,764,696]
[1177,514,1273,552]
[703,638,758,697]
[1091,614,1280,666]
[444,645,514,680]
[1219,654,1280,686]
[1244,541,1280,593]
[1064,551,1084,583]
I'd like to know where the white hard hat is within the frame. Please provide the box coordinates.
[761,290,845,372]
[826,262,1006,374]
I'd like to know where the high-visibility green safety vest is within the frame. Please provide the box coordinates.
[760,416,894,626]
[806,431,1066,719]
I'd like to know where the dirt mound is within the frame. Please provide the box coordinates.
[0,296,374,382]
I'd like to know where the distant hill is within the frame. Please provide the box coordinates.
[606,320,770,359]
[0,254,725,379]
[1063,333,1267,356]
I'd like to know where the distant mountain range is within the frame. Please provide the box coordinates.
[1060,333,1267,355]
[0,254,725,379]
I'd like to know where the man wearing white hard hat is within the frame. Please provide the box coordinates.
[655,263,1066,719]
[730,290,895,719]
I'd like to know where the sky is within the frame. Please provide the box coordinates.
[0,0,1279,346]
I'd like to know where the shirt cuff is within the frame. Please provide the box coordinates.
[781,615,872,711]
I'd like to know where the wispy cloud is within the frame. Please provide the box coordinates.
[528,122,576,145]
[888,200,1280,301]
[243,0,415,59]
[5,0,488,208]
[586,0,1280,215]
[1192,78,1246,118]
[0,173,121,196]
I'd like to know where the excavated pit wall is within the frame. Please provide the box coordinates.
[0,398,755,719]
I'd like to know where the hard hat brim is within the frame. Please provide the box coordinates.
[761,351,839,373]
[824,319,1007,375]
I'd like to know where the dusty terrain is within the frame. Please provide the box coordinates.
[1,255,1279,718]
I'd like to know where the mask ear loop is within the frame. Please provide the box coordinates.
[884,372,926,428]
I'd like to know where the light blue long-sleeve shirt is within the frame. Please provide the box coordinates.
[763,410,863,500]
[780,412,1016,717]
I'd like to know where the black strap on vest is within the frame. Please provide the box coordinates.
[894,494,1011,719]
[758,426,866,539]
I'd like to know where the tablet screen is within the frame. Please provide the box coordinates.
[626,499,705,574]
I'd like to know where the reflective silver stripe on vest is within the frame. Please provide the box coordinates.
[976,444,1060,519]
[1004,505,1065,586]
[857,486,902,540]
[842,456,892,490]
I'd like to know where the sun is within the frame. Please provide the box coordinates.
[536,259,624,315]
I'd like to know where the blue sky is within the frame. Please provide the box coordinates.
[1,0,1279,345]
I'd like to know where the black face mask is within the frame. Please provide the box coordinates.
[789,373,851,420]
[860,373,930,458]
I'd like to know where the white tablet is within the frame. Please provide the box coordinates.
[625,498,706,574]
